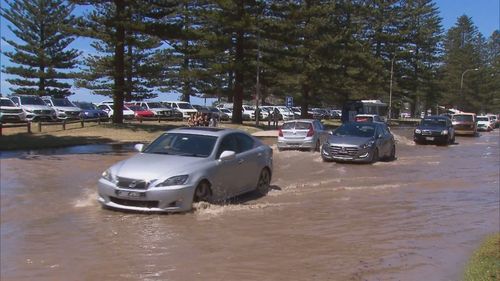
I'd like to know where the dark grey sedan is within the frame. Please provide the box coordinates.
[321,122,396,163]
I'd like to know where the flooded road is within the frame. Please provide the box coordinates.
[1,129,498,281]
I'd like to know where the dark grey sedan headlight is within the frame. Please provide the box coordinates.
[362,140,376,149]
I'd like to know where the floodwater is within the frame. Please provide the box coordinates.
[1,129,498,281]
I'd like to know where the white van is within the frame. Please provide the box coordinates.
[162,101,197,118]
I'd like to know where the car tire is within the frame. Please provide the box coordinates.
[370,148,379,164]
[450,135,455,144]
[193,181,212,203]
[387,145,396,161]
[311,140,320,152]
[255,168,271,196]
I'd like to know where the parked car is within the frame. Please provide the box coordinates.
[97,127,273,213]
[308,108,329,120]
[451,113,477,136]
[135,101,181,120]
[330,109,342,119]
[476,115,494,132]
[274,106,295,120]
[126,104,155,119]
[355,114,385,123]
[277,119,328,152]
[242,105,257,120]
[487,114,499,128]
[207,106,229,121]
[10,95,57,121]
[321,122,395,163]
[73,102,109,120]
[0,97,26,122]
[41,96,81,120]
[162,101,197,119]
[96,103,135,119]
[219,108,233,119]
[414,115,455,145]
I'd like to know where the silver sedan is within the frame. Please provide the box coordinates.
[98,128,273,212]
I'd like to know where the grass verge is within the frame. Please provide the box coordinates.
[0,120,268,150]
[464,233,500,281]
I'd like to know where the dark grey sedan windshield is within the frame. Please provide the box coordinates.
[144,133,217,157]
[421,119,446,127]
[334,123,375,138]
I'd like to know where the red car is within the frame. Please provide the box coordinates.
[125,104,155,119]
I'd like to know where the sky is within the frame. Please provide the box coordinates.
[1,0,499,105]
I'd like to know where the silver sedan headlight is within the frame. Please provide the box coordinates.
[415,129,421,134]
[441,130,448,135]
[157,175,189,187]
[101,169,115,183]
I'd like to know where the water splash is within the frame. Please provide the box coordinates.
[73,189,98,208]
[393,133,415,146]
[192,201,287,219]
[336,183,403,191]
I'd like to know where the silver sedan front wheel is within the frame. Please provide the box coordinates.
[194,181,212,202]
[255,168,271,196]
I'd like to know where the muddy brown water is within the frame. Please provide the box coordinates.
[1,129,498,281]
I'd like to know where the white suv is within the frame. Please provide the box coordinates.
[10,95,56,121]
[1,97,26,122]
[41,96,82,120]
[162,101,197,119]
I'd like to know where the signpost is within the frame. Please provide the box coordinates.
[286,96,293,108]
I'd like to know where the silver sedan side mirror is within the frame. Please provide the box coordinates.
[219,150,236,161]
[134,143,144,152]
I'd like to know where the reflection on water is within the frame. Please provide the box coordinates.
[1,130,499,281]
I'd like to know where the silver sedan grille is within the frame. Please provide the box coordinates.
[116,177,149,190]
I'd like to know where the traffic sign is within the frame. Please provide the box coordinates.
[286,96,293,107]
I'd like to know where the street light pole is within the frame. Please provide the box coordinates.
[460,68,479,110]
[388,50,413,121]
[388,54,396,121]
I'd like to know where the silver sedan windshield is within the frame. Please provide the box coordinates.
[144,133,217,157]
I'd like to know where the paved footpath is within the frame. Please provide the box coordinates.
[252,130,278,137]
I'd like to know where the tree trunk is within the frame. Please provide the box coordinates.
[125,33,133,102]
[300,84,310,119]
[231,12,245,124]
[113,0,125,124]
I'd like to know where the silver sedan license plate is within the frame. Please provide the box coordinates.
[115,190,145,198]
[425,137,434,141]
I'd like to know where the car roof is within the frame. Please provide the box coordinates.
[165,101,190,104]
[283,119,316,123]
[166,127,249,137]
[422,115,448,120]
[356,114,379,117]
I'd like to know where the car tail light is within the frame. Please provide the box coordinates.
[278,128,283,137]
[306,125,314,137]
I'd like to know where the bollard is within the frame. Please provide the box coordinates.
[27,122,31,134]
[98,117,101,125]
[158,115,161,123]
[62,120,66,130]
[38,122,42,132]
[139,117,143,123]
[81,119,84,128]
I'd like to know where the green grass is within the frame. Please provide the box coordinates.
[0,120,267,150]
[464,233,500,281]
